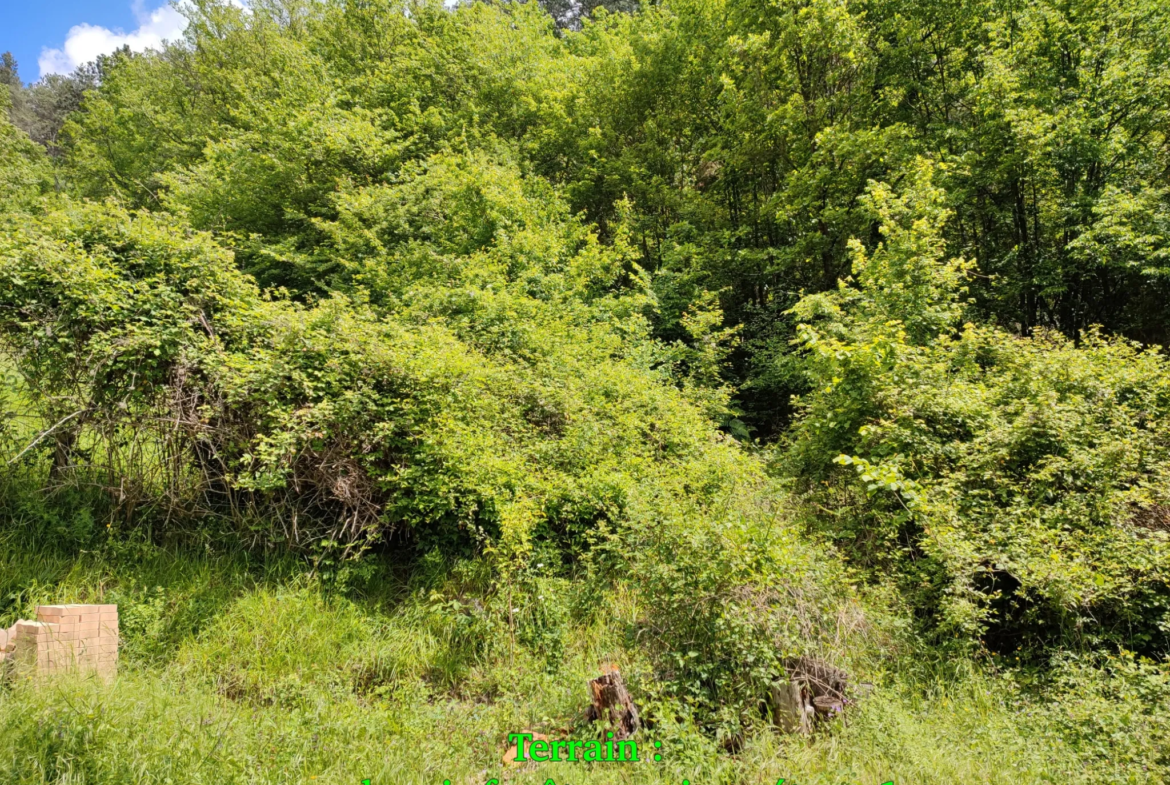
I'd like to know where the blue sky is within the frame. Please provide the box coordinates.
[2,1,187,83]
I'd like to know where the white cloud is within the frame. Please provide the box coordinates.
[38,2,188,78]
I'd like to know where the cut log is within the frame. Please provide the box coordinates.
[585,669,640,740]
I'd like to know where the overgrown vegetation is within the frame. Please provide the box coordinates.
[2,0,1170,781]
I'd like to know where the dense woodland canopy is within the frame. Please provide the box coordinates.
[3,0,1170,780]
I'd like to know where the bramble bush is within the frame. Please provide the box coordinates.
[0,183,856,731]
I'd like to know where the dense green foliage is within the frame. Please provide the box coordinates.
[788,161,1170,652]
[0,88,50,211]
[4,0,1170,779]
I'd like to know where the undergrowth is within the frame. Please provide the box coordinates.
[0,524,1164,784]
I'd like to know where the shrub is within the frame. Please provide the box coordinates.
[0,196,860,727]
[1029,652,1170,778]
[786,161,1170,652]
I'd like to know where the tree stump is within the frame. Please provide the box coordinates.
[772,657,859,734]
[813,694,844,716]
[585,668,640,740]
[770,680,813,734]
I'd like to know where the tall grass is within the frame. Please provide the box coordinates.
[0,369,1155,783]
[0,531,1149,784]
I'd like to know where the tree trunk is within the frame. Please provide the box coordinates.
[50,427,78,481]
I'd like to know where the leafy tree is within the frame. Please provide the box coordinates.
[0,83,51,210]
[879,0,1170,342]
[6,0,1170,699]
[2,51,107,158]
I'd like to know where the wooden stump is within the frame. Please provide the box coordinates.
[772,657,858,734]
[770,680,813,735]
[813,694,844,717]
[586,668,640,740]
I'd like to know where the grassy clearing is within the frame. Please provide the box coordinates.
[0,537,1141,785]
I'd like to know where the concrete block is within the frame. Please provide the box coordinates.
[16,621,59,639]
[42,617,81,627]
[8,605,118,679]
[39,604,107,616]
[36,605,72,616]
